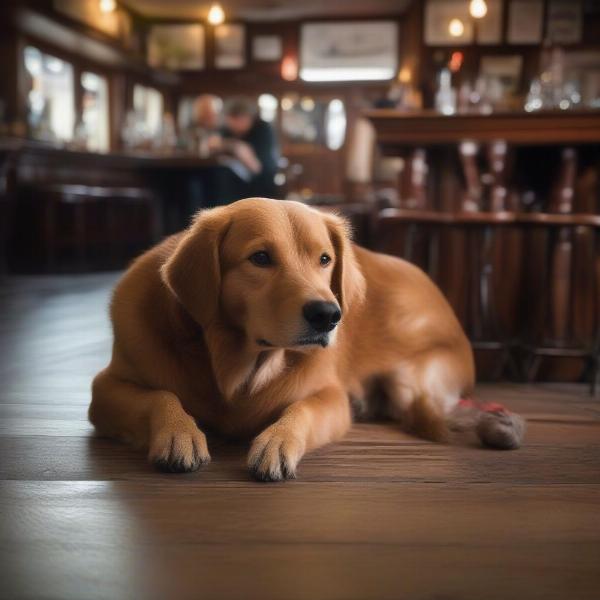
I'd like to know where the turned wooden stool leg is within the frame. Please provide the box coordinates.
[106,199,118,268]
[592,252,600,396]
[74,201,86,272]
[399,148,428,209]
[43,196,57,273]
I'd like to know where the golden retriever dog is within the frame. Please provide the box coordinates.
[89,198,524,481]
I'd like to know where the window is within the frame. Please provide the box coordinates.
[281,94,322,144]
[325,99,346,150]
[177,96,196,131]
[81,72,110,152]
[258,94,278,123]
[24,46,75,143]
[133,84,164,139]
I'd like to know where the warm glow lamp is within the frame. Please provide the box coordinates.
[99,0,116,13]
[207,3,225,25]
[469,0,488,19]
[448,18,465,37]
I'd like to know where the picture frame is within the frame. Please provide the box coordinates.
[479,55,524,95]
[476,0,503,45]
[300,21,398,81]
[424,0,474,46]
[214,24,246,69]
[147,24,205,70]
[547,0,583,44]
[507,0,544,44]
[252,35,282,61]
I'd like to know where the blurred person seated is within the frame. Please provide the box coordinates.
[181,94,223,155]
[194,94,222,131]
[217,96,279,199]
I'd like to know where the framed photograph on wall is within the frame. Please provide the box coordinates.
[252,35,282,61]
[300,21,398,81]
[214,24,246,69]
[508,0,544,44]
[479,55,524,95]
[547,0,583,44]
[476,0,503,44]
[147,24,205,70]
[424,0,474,45]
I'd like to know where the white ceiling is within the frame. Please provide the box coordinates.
[121,0,413,22]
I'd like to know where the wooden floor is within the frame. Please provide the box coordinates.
[0,274,599,600]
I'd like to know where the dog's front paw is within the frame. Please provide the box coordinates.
[149,416,211,473]
[248,423,305,482]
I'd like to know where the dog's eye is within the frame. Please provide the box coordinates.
[249,251,272,267]
[320,253,332,267]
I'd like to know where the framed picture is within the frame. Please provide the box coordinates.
[252,35,282,61]
[479,55,523,95]
[508,0,544,44]
[547,0,583,44]
[147,24,205,70]
[214,24,246,69]
[300,21,398,81]
[476,0,503,44]
[424,0,474,46]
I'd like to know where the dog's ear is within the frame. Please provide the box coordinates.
[325,213,366,313]
[161,207,230,328]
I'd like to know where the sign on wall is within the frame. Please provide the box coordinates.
[300,21,398,81]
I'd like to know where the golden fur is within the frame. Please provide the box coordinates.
[89,198,477,480]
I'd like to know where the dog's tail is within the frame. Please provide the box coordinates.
[409,396,526,449]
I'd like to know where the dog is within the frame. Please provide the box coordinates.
[89,198,524,481]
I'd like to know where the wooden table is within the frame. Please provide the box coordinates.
[0,137,222,169]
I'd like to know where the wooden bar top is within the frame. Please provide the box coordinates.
[365,109,600,146]
[378,208,600,227]
[0,137,220,169]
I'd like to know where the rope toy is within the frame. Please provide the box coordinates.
[455,397,526,450]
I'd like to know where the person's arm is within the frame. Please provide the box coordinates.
[218,137,262,174]
[231,140,261,174]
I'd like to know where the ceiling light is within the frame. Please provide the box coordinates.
[207,3,225,25]
[469,0,488,18]
[99,0,116,13]
[448,18,465,37]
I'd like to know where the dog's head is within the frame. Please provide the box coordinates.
[162,198,365,350]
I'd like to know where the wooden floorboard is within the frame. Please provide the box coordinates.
[0,274,599,600]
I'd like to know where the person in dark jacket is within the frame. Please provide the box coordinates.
[219,96,279,199]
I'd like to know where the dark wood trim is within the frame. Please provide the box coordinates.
[378,208,600,227]
[366,110,600,146]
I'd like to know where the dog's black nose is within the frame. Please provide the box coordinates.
[302,301,341,333]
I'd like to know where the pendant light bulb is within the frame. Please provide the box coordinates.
[208,3,225,25]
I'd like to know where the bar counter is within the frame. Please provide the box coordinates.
[0,137,244,272]
[365,109,600,150]
[0,137,221,170]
